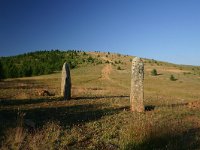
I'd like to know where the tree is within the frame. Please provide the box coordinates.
[22,64,32,77]
[9,64,19,78]
[0,61,3,80]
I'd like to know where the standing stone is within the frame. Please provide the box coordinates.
[61,62,71,100]
[130,57,144,112]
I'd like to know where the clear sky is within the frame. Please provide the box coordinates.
[1,0,200,65]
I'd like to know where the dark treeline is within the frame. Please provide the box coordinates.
[0,50,98,79]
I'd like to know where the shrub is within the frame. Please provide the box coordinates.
[117,66,121,70]
[97,60,102,64]
[170,75,176,81]
[87,56,94,63]
[151,69,158,76]
[105,60,109,63]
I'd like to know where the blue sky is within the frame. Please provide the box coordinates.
[1,0,200,65]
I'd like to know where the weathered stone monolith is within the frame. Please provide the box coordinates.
[61,62,71,100]
[130,57,144,112]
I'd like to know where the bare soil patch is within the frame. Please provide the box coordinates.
[188,101,200,109]
[101,64,112,80]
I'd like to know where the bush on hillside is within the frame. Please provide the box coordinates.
[151,69,158,76]
[170,75,176,81]
[117,66,121,70]
[105,60,109,63]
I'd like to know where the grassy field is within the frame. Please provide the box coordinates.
[1,52,200,149]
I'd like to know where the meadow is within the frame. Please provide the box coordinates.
[1,52,200,149]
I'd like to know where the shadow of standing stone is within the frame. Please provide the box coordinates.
[61,62,71,100]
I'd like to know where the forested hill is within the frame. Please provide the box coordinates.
[0,50,100,79]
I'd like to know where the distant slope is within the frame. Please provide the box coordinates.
[0,50,199,80]
[0,50,101,79]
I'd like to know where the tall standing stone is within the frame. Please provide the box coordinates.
[130,57,144,112]
[61,62,71,100]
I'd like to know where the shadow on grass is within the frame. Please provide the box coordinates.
[155,73,163,76]
[124,127,200,150]
[0,95,129,106]
[73,95,129,100]
[145,105,155,111]
[0,79,43,90]
[0,97,62,106]
[159,102,188,108]
[144,102,189,111]
[157,73,163,76]
[0,100,126,137]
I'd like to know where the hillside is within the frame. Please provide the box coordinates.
[0,50,101,79]
[1,51,200,149]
